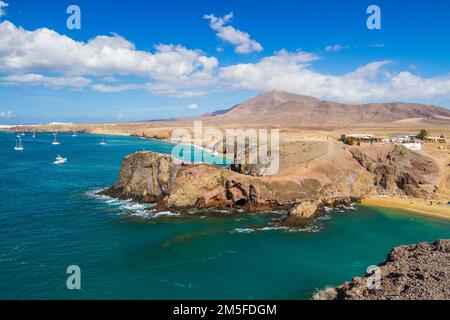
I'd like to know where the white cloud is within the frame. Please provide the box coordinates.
[0,21,218,95]
[92,83,140,93]
[0,1,8,18]
[1,73,92,89]
[0,110,14,119]
[187,103,199,110]
[204,13,263,54]
[92,82,207,98]
[91,74,213,97]
[325,44,347,52]
[344,60,392,79]
[0,21,449,105]
[220,50,450,102]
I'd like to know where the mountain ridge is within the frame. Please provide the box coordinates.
[199,90,450,127]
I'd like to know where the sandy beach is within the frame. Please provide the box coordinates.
[362,196,450,221]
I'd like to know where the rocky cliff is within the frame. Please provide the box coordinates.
[314,240,450,300]
[103,155,307,212]
[102,143,442,220]
[350,145,440,198]
[102,153,371,213]
[101,152,180,203]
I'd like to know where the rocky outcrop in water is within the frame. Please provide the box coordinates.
[101,152,180,203]
[102,152,371,213]
[102,153,283,211]
[289,201,320,219]
[314,240,450,300]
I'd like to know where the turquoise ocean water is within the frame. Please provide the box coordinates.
[0,131,449,300]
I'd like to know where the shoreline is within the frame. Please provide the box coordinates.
[4,130,449,223]
[362,196,450,221]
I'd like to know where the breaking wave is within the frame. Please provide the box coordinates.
[231,224,322,234]
[85,188,180,219]
[130,210,181,219]
[324,203,358,213]
[230,203,360,234]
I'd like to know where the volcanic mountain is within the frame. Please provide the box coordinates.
[199,90,450,127]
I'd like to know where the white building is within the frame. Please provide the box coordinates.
[402,142,422,151]
[389,135,414,144]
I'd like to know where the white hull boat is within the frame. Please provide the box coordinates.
[14,136,24,151]
[52,132,60,145]
[54,155,68,165]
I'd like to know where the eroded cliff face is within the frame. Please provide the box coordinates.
[349,145,441,198]
[163,164,314,211]
[101,152,180,203]
[102,144,442,218]
[102,152,324,211]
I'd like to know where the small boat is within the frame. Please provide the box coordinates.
[52,132,60,145]
[99,137,106,145]
[20,131,25,136]
[72,131,78,137]
[32,130,36,138]
[14,136,24,151]
[54,155,68,165]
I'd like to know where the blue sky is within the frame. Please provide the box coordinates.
[0,0,449,124]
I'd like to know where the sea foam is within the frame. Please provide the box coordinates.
[85,188,180,219]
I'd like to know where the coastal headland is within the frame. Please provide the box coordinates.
[8,91,450,221]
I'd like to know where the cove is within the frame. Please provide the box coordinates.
[0,132,449,300]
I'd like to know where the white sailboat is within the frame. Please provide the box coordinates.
[14,136,24,151]
[99,137,106,145]
[72,131,78,137]
[52,132,60,145]
[54,154,68,165]
[32,130,36,138]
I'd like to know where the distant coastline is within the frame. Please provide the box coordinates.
[4,128,445,221]
[5,91,450,223]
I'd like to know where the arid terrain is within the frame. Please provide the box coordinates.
[11,89,450,132]
[10,91,450,220]
[7,91,450,301]
[198,90,450,126]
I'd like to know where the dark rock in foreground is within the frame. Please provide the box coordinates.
[314,240,450,300]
